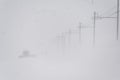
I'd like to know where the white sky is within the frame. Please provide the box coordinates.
[0,0,119,62]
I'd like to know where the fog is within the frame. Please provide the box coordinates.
[0,0,120,80]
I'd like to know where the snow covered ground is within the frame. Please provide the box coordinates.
[0,40,120,80]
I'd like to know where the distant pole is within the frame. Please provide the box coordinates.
[93,12,96,45]
[117,0,119,40]
[91,0,94,5]
[61,33,66,52]
[68,29,72,44]
[61,33,66,46]
[78,22,82,42]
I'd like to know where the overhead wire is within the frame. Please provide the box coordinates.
[107,9,120,17]
[99,5,116,17]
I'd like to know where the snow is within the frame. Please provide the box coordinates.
[0,0,120,80]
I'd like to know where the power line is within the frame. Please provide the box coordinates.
[99,6,116,17]
[92,0,120,41]
[105,9,120,17]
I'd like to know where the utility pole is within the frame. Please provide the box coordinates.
[91,0,119,42]
[60,33,66,54]
[91,0,94,5]
[67,29,72,44]
[78,22,82,42]
[93,12,96,45]
[117,0,119,40]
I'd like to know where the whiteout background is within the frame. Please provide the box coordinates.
[0,0,120,80]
